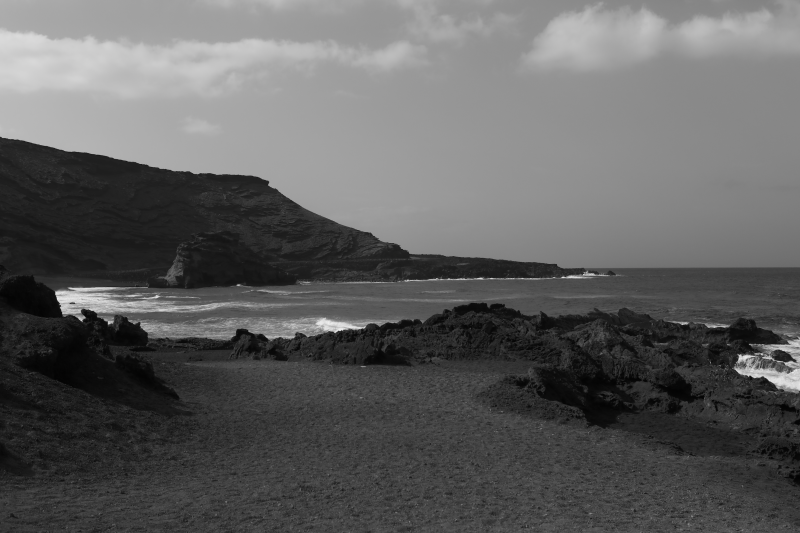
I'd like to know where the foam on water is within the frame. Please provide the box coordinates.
[315,318,363,332]
[141,316,367,339]
[733,337,800,392]
[52,270,800,375]
[420,290,456,294]
[673,320,730,329]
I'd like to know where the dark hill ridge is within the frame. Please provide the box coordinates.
[0,137,407,275]
[0,137,587,281]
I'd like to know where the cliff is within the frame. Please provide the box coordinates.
[148,231,297,288]
[0,137,587,281]
[0,137,407,275]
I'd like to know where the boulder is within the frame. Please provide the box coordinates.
[148,231,297,289]
[230,333,287,361]
[11,315,89,378]
[110,315,148,346]
[726,318,784,345]
[82,308,111,339]
[772,349,795,363]
[0,274,62,318]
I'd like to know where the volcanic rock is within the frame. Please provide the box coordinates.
[727,318,784,345]
[114,352,178,398]
[254,303,800,481]
[277,255,586,283]
[110,315,148,346]
[0,137,407,275]
[1,272,176,407]
[772,350,795,363]
[0,273,62,318]
[148,231,296,289]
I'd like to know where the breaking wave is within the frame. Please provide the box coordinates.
[315,318,363,332]
[734,338,800,392]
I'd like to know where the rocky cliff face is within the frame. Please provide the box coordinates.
[148,231,296,288]
[0,137,408,275]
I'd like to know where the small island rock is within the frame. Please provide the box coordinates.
[148,231,297,289]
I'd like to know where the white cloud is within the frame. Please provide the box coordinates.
[523,1,800,71]
[182,117,221,135]
[203,0,513,47]
[0,30,428,98]
[407,4,515,46]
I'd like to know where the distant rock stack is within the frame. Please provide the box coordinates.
[147,231,297,289]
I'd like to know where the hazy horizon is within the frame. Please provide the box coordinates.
[1,0,798,268]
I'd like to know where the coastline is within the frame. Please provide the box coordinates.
[5,272,800,530]
[37,275,144,291]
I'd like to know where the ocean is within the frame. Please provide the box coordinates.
[55,268,800,390]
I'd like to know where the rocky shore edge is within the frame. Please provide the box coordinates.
[224,302,800,483]
[4,266,798,486]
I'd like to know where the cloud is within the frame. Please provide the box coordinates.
[523,1,800,71]
[407,5,515,46]
[204,0,514,47]
[204,0,500,10]
[182,117,221,135]
[202,0,360,11]
[0,30,428,98]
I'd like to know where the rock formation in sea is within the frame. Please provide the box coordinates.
[0,137,586,282]
[147,231,296,288]
[237,303,800,482]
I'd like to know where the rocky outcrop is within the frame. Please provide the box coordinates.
[229,330,288,361]
[147,231,296,288]
[276,255,587,282]
[110,315,149,346]
[0,269,62,318]
[81,308,148,347]
[251,303,800,481]
[0,136,408,276]
[1,269,177,407]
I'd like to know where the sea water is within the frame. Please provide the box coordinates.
[55,268,800,390]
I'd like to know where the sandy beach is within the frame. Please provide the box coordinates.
[3,349,800,532]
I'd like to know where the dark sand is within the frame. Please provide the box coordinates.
[3,351,800,532]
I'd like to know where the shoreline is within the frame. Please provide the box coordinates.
[37,276,144,291]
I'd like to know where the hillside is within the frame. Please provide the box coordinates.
[0,137,407,275]
[0,137,586,281]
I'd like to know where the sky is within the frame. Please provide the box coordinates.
[1,0,799,268]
